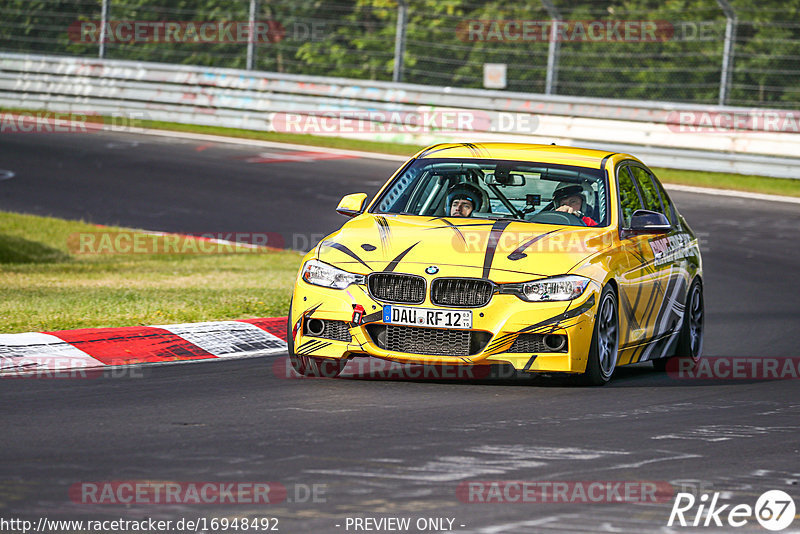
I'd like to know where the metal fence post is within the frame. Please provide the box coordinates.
[99,0,109,59]
[716,0,736,106]
[393,0,407,83]
[541,0,561,95]
[246,0,259,70]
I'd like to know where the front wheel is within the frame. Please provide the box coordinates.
[653,278,703,371]
[286,299,347,378]
[580,285,619,386]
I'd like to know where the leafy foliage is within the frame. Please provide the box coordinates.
[1,0,798,107]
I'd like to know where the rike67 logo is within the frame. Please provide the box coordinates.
[668,490,795,531]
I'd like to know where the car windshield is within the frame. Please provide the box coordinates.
[373,158,609,227]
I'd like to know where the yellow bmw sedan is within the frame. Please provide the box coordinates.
[287,143,703,385]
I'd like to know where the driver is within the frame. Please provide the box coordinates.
[446,182,482,217]
[552,182,597,226]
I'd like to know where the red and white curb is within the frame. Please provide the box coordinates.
[0,317,288,376]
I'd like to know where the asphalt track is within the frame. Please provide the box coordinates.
[1,131,799,533]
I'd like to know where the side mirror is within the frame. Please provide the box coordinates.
[623,209,671,236]
[336,193,368,217]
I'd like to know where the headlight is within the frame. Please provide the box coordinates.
[502,275,590,302]
[301,259,365,289]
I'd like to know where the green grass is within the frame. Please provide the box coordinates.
[0,211,302,333]
[652,167,800,197]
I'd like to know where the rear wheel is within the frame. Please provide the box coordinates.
[653,278,703,371]
[581,285,619,386]
[286,299,347,378]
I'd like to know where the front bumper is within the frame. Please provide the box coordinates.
[290,277,599,374]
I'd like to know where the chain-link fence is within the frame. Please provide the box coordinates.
[1,0,799,108]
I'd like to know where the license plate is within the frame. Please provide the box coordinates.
[383,305,472,329]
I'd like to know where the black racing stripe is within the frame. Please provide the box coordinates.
[618,291,640,335]
[507,229,560,261]
[518,294,596,334]
[320,240,372,270]
[630,344,646,364]
[648,272,679,341]
[418,143,457,158]
[522,355,538,371]
[482,220,513,279]
[300,341,332,355]
[486,332,517,349]
[600,153,617,170]
[637,273,666,341]
[485,336,517,354]
[303,303,323,317]
[385,241,420,272]
[485,331,518,349]
[426,218,468,247]
[461,142,481,157]
[296,339,324,353]
[429,220,496,228]
[375,216,391,249]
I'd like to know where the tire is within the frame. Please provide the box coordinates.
[653,278,703,372]
[286,298,347,378]
[581,284,619,386]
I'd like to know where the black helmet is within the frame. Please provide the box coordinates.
[552,182,585,204]
[446,182,483,211]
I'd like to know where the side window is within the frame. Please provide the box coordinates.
[616,165,643,228]
[630,166,665,215]
[651,174,676,225]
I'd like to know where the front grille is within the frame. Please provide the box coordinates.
[367,272,425,304]
[366,325,491,357]
[508,333,567,353]
[304,319,352,342]
[431,278,494,307]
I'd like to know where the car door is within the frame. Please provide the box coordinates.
[629,165,686,346]
[615,163,663,348]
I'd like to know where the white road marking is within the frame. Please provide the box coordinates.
[652,424,800,442]
[307,446,626,483]
[0,169,15,180]
[105,141,139,149]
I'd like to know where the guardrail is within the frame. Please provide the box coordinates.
[1,52,798,178]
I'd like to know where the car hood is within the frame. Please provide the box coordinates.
[316,214,616,283]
